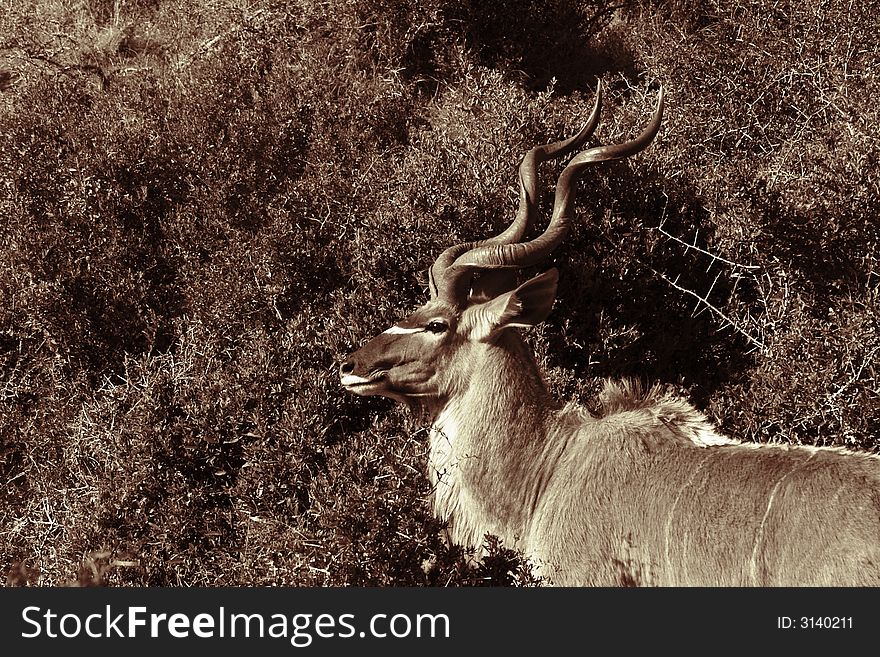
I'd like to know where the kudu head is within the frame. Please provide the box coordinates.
[340,83,664,406]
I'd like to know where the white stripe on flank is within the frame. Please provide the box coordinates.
[383,325,422,335]
[749,449,817,585]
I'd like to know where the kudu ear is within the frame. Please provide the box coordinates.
[470,268,559,341]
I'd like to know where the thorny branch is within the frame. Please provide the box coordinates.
[652,219,760,270]
[601,226,766,351]
[649,266,766,350]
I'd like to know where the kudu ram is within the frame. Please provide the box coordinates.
[340,83,880,586]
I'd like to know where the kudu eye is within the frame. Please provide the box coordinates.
[425,320,448,334]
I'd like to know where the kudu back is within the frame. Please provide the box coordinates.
[340,83,880,586]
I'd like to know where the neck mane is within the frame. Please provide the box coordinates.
[425,331,559,550]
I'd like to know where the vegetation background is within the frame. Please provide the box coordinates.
[1,0,878,586]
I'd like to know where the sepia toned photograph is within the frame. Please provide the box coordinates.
[2,0,878,595]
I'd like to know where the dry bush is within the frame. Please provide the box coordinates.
[1,0,877,586]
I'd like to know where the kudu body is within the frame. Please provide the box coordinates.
[340,84,880,586]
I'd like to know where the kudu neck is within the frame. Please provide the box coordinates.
[432,330,555,429]
[424,330,559,548]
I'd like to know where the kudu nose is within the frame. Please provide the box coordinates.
[339,360,355,377]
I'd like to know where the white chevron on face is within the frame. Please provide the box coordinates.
[383,325,423,335]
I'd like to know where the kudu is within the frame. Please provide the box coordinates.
[340,83,880,586]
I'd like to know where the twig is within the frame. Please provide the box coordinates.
[174,8,269,72]
[829,345,879,401]
[652,221,759,269]
[19,50,109,89]
[692,269,723,315]
[650,266,766,350]
[174,34,224,71]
